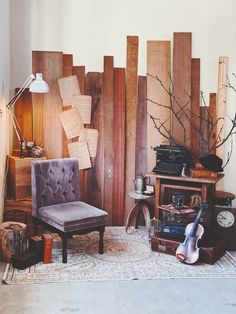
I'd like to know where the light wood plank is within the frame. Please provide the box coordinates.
[209,93,217,154]
[32,51,63,158]
[173,33,192,148]
[147,41,171,171]
[216,56,228,160]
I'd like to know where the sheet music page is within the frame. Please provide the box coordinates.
[59,107,84,139]
[79,128,98,157]
[72,95,92,124]
[58,75,81,105]
[68,141,92,170]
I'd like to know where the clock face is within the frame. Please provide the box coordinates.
[217,210,235,228]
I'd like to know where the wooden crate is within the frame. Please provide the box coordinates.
[8,156,46,199]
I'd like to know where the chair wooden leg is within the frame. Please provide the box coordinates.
[33,218,39,235]
[99,228,105,254]
[62,234,68,263]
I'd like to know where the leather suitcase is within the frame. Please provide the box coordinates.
[12,251,41,270]
[199,238,226,265]
[151,234,180,256]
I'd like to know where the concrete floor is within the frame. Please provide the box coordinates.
[1,261,236,314]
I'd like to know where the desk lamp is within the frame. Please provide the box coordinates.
[6,73,49,158]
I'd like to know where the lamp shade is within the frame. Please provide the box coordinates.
[29,73,49,93]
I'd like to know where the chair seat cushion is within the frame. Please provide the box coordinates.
[37,201,108,232]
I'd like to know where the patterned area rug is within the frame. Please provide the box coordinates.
[2,227,236,284]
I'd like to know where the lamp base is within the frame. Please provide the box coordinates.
[20,140,27,159]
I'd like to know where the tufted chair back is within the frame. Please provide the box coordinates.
[31,158,80,217]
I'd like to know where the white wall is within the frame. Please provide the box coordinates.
[10,0,236,202]
[0,0,10,222]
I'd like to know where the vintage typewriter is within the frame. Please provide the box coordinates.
[152,144,195,176]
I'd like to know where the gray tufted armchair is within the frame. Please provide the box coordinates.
[31,158,108,263]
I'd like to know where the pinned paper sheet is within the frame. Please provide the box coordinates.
[79,129,98,158]
[58,75,81,105]
[59,107,84,139]
[72,95,92,124]
[68,141,91,170]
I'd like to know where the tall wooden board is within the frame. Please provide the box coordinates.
[209,93,217,154]
[125,36,139,221]
[32,51,63,158]
[84,72,104,209]
[136,76,147,176]
[216,56,228,160]
[103,56,114,224]
[147,41,171,171]
[73,66,86,94]
[200,106,210,157]
[190,58,201,160]
[113,68,126,225]
[173,33,192,148]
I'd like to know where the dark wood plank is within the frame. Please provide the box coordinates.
[73,66,86,94]
[32,51,63,158]
[84,72,104,209]
[103,56,114,224]
[73,65,86,201]
[190,58,201,161]
[136,76,147,177]
[209,93,217,154]
[173,33,192,148]
[62,54,74,158]
[200,106,210,157]
[125,36,139,222]
[113,68,125,225]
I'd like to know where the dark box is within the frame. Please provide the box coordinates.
[12,251,42,270]
[29,235,43,259]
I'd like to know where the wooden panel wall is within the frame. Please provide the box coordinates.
[190,58,201,161]
[173,33,192,149]
[124,36,139,221]
[209,93,217,154]
[32,51,63,159]
[147,41,171,171]
[113,68,126,225]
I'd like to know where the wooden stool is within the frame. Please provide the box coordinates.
[214,190,235,206]
[4,198,32,224]
[125,191,154,237]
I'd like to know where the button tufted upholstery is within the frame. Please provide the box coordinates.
[31,158,108,263]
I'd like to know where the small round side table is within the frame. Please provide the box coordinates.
[125,191,154,237]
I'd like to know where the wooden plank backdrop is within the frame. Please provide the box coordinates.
[173,33,192,149]
[124,36,139,221]
[200,106,210,157]
[84,72,104,209]
[147,41,171,171]
[136,76,147,177]
[209,93,217,154]
[32,51,63,159]
[112,68,126,225]
[190,58,201,161]
[103,56,114,224]
[216,56,228,161]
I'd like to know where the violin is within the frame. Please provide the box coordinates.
[176,202,206,264]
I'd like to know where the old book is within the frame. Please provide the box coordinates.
[42,234,53,264]
[12,251,41,270]
[29,235,43,259]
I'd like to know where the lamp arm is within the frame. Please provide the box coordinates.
[7,74,35,109]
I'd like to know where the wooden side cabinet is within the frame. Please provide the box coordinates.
[8,156,46,199]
